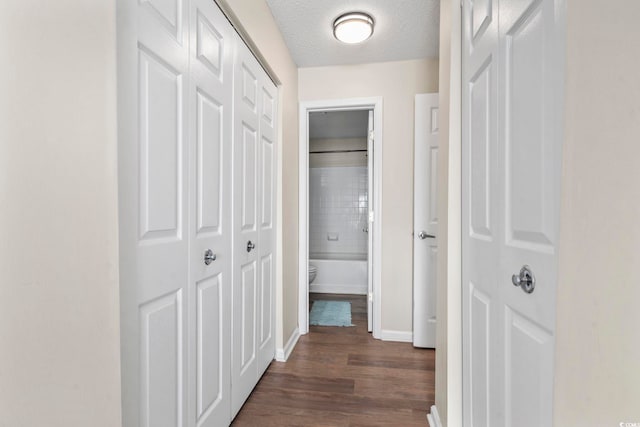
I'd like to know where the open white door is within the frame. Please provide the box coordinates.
[462,0,565,424]
[367,110,374,333]
[413,93,439,348]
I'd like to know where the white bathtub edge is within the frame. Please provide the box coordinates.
[380,329,414,343]
[309,284,368,295]
[275,326,300,362]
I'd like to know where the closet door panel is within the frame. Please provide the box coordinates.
[121,2,277,425]
[118,0,189,425]
[231,33,261,417]
[257,77,277,375]
[187,1,234,426]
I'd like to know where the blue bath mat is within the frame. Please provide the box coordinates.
[309,300,354,327]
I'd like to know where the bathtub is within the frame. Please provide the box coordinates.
[309,253,367,295]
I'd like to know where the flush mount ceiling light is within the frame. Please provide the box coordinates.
[333,12,374,44]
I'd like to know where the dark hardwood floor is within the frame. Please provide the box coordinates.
[232,293,435,426]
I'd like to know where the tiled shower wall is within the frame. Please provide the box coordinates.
[309,166,368,257]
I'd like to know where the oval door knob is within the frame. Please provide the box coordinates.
[418,231,436,240]
[246,240,256,252]
[204,249,216,265]
[512,265,535,294]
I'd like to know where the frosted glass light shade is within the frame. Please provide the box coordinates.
[333,12,374,44]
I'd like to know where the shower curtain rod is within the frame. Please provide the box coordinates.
[309,149,367,154]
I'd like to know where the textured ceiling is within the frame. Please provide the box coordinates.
[265,0,440,67]
[309,111,369,139]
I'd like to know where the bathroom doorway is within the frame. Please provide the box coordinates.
[298,98,383,337]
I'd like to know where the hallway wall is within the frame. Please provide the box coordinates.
[555,0,640,424]
[0,1,121,425]
[299,59,439,335]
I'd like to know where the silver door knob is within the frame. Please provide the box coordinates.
[418,231,435,239]
[246,240,256,252]
[204,249,216,265]
[512,265,535,294]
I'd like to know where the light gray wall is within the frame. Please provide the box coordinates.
[554,0,640,424]
[0,1,122,425]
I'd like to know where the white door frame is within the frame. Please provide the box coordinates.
[298,97,383,338]
[428,1,463,426]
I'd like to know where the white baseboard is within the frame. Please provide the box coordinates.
[275,327,300,362]
[379,329,413,343]
[309,283,367,295]
[427,405,443,427]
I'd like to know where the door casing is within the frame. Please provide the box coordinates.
[297,97,383,339]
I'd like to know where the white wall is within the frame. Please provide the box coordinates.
[300,59,439,334]
[554,0,640,424]
[220,0,299,349]
[0,1,122,425]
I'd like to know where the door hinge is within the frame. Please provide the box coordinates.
[368,130,374,141]
[369,211,374,223]
[368,292,373,302]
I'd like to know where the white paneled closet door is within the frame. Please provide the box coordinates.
[118,0,277,426]
[231,32,277,418]
[462,0,565,425]
[256,63,277,377]
[187,0,234,425]
[118,0,190,425]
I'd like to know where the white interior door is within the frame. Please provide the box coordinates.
[231,34,260,417]
[413,93,439,348]
[187,0,234,425]
[118,0,189,425]
[257,68,277,376]
[231,32,277,417]
[462,0,565,425]
[120,1,276,425]
[367,110,374,333]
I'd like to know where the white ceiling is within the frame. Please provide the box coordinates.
[309,110,369,139]
[265,0,440,67]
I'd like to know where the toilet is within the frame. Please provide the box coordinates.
[308,264,317,284]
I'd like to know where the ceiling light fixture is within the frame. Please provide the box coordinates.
[333,12,374,44]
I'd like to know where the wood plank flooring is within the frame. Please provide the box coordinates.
[232,293,435,426]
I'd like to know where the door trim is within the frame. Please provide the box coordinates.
[431,0,463,425]
[214,0,281,86]
[448,1,463,423]
[298,97,383,338]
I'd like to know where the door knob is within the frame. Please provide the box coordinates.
[246,240,256,252]
[418,231,435,239]
[512,265,535,294]
[204,249,216,265]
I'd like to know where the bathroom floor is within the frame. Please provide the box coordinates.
[232,293,435,426]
